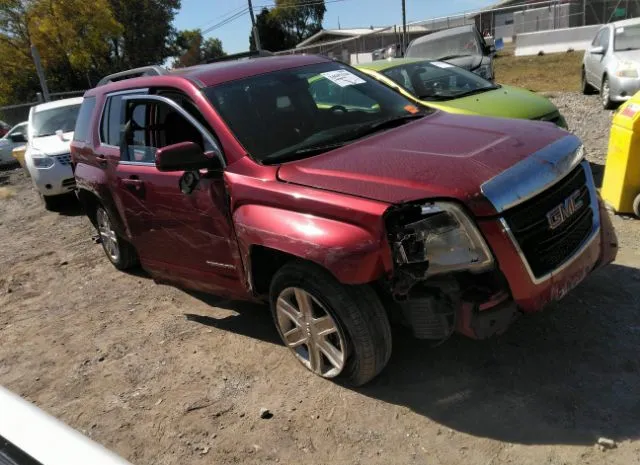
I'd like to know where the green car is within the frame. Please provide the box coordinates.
[355,58,567,128]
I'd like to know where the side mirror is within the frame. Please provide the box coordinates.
[589,46,605,55]
[8,132,26,143]
[485,44,496,55]
[155,141,222,172]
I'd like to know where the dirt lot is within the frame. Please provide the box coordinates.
[1,93,640,465]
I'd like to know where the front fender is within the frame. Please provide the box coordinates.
[234,205,389,284]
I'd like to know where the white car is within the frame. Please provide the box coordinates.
[25,97,82,209]
[0,121,28,166]
[0,386,132,465]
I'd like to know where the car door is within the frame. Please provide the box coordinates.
[593,27,611,86]
[111,93,244,296]
[586,28,608,85]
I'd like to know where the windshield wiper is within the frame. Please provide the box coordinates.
[454,86,499,98]
[348,114,426,140]
[262,142,348,164]
[436,54,472,61]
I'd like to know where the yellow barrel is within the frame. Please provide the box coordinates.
[601,92,640,216]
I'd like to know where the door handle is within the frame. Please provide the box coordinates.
[96,154,108,167]
[121,177,145,193]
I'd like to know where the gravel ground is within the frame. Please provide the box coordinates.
[1,93,639,465]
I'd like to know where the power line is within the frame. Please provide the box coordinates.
[196,5,251,30]
[201,8,250,35]
[253,0,349,11]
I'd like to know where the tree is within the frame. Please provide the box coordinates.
[249,7,292,52]
[272,0,325,44]
[0,0,122,104]
[173,29,225,68]
[107,0,181,69]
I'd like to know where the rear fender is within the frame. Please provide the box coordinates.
[74,163,127,239]
[234,205,388,285]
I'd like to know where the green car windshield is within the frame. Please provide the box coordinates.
[380,60,497,101]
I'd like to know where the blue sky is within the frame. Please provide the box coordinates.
[174,0,497,54]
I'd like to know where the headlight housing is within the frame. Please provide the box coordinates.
[388,202,494,276]
[31,153,55,169]
[616,60,638,78]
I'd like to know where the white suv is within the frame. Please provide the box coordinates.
[25,97,82,209]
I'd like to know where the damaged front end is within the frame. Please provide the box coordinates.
[383,201,519,341]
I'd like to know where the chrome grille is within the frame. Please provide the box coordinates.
[502,164,594,279]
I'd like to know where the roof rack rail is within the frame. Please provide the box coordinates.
[96,66,168,87]
[205,50,274,64]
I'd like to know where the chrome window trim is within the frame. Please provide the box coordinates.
[119,160,154,166]
[481,135,584,214]
[121,94,225,167]
[499,160,601,285]
[98,88,149,148]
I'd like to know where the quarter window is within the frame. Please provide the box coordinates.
[73,97,96,143]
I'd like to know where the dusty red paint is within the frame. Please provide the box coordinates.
[72,55,617,339]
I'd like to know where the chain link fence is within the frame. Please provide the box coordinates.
[275,0,640,64]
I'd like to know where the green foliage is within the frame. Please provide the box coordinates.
[173,29,225,67]
[107,0,181,69]
[272,0,325,43]
[250,7,293,52]
[0,0,122,104]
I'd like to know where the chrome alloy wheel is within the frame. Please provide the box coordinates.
[275,287,347,378]
[96,208,120,263]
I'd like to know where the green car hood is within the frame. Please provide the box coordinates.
[430,85,558,121]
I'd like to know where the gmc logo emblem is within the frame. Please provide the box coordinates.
[546,190,584,230]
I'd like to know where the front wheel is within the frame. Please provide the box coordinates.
[633,193,640,218]
[95,206,138,270]
[601,76,616,110]
[270,261,392,386]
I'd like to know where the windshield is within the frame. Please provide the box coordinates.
[614,24,640,51]
[31,104,81,138]
[205,62,426,164]
[381,60,496,100]
[406,31,480,60]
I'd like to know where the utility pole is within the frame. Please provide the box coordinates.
[30,45,50,102]
[248,0,262,51]
[401,0,407,55]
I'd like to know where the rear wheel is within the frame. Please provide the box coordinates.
[270,261,392,386]
[601,76,616,110]
[581,68,595,94]
[95,206,138,270]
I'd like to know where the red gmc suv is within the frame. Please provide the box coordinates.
[71,53,618,386]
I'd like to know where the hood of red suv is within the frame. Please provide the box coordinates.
[277,111,569,216]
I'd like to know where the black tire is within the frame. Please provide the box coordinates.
[633,194,640,218]
[95,205,138,270]
[42,194,58,211]
[601,76,616,110]
[270,261,392,386]
[581,68,594,95]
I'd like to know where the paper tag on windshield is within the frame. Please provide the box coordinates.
[431,61,454,68]
[616,27,624,34]
[321,70,366,87]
